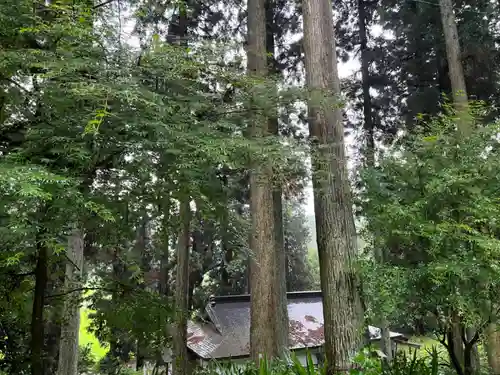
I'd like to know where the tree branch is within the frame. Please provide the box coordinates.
[465,330,480,350]
[437,329,449,349]
[461,327,467,345]
[94,0,115,9]
[447,329,465,375]
[45,286,116,299]
[0,76,32,94]
[63,252,81,272]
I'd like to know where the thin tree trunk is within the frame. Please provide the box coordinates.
[247,0,287,362]
[157,199,170,375]
[380,318,392,362]
[44,260,65,375]
[358,0,392,361]
[447,315,465,375]
[136,216,150,371]
[266,0,289,357]
[374,250,391,360]
[302,0,363,370]
[56,228,85,375]
[439,0,470,135]
[438,5,474,371]
[45,319,61,375]
[172,200,191,375]
[31,235,49,375]
[357,0,375,167]
[486,324,500,374]
[220,229,233,294]
[465,328,480,375]
[108,249,124,373]
[171,4,190,372]
[453,314,465,371]
[159,197,170,296]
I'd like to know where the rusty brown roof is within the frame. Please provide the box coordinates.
[187,291,405,360]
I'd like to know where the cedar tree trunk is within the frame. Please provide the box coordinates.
[56,228,85,375]
[439,0,470,135]
[302,0,363,370]
[247,0,287,361]
[172,200,191,375]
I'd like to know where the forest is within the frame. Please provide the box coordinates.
[1,0,500,374]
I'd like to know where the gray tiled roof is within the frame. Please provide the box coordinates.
[186,291,405,360]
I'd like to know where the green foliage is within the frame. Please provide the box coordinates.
[89,288,173,357]
[359,109,500,330]
[195,354,319,375]
[78,344,98,374]
[0,0,306,372]
[352,348,441,375]
[195,349,443,375]
[284,199,317,291]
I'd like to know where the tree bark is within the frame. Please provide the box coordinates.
[465,327,480,375]
[302,0,363,370]
[136,215,150,370]
[156,199,170,375]
[31,234,49,375]
[357,0,375,168]
[172,200,191,375]
[266,0,289,357]
[380,318,392,362]
[447,317,465,375]
[171,4,190,372]
[439,4,474,370]
[44,260,65,375]
[486,324,500,375]
[159,197,170,296]
[56,228,85,375]
[220,202,232,294]
[247,0,287,361]
[439,0,470,135]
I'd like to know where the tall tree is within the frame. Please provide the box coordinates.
[248,0,287,361]
[31,224,49,375]
[172,200,191,375]
[439,1,478,372]
[357,0,375,168]
[439,0,470,136]
[357,0,391,361]
[302,0,363,369]
[56,229,84,375]
[266,0,289,355]
[486,324,500,375]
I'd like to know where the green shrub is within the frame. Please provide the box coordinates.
[351,347,441,375]
[195,347,443,375]
[78,344,97,374]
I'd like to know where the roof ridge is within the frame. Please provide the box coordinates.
[211,290,322,303]
[205,303,223,334]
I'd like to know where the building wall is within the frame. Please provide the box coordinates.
[293,349,320,366]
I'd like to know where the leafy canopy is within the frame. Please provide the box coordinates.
[359,108,500,329]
